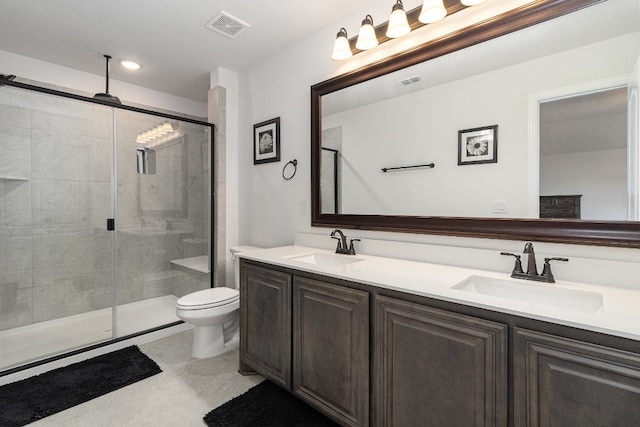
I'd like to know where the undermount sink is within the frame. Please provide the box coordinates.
[287,252,364,268]
[451,275,603,314]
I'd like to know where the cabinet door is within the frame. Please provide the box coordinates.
[293,276,369,427]
[240,263,292,389]
[375,295,507,427]
[514,328,640,426]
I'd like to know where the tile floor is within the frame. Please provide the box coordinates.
[28,330,264,426]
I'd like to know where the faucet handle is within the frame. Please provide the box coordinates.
[501,252,524,276]
[541,257,569,283]
[331,235,343,252]
[348,239,360,255]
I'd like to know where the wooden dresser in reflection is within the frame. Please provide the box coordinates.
[540,195,582,219]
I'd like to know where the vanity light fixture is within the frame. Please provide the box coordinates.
[386,0,411,38]
[356,15,379,50]
[332,0,489,61]
[120,60,141,70]
[136,121,175,144]
[419,0,448,24]
[332,28,353,60]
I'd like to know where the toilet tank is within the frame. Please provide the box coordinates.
[230,246,262,289]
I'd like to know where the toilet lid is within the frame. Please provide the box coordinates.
[176,287,239,309]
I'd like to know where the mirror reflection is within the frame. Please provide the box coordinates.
[540,87,628,221]
[320,0,640,221]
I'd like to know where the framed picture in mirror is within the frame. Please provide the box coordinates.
[458,125,498,166]
[253,117,281,165]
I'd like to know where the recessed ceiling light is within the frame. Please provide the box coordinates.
[120,60,141,70]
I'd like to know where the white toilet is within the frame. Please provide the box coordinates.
[175,246,261,358]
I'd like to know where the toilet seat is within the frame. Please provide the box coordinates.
[176,287,239,310]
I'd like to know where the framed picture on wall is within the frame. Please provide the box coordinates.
[458,125,498,165]
[253,117,281,165]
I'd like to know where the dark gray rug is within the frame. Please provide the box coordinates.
[0,345,161,427]
[203,380,340,426]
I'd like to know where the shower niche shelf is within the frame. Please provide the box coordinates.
[0,175,29,181]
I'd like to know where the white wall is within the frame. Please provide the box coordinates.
[541,149,627,220]
[240,1,640,264]
[0,49,207,117]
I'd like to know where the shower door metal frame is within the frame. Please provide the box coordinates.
[0,78,216,376]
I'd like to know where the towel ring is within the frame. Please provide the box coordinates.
[283,159,297,180]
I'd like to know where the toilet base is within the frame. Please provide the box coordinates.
[191,325,225,358]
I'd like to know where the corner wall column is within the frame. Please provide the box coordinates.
[208,86,226,287]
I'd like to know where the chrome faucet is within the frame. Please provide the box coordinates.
[330,229,359,255]
[501,242,568,283]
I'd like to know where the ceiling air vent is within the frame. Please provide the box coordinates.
[206,11,250,39]
[400,76,423,86]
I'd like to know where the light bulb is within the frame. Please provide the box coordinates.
[386,0,410,39]
[120,60,141,70]
[461,0,487,5]
[332,28,353,60]
[161,122,174,134]
[356,15,378,50]
[419,0,447,24]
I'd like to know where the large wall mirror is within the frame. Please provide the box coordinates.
[311,0,640,247]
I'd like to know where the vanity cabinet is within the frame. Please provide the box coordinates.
[240,259,640,426]
[375,295,508,427]
[514,328,640,426]
[239,263,292,388]
[293,276,369,427]
[240,260,370,426]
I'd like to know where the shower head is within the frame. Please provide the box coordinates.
[0,74,16,87]
[93,55,121,105]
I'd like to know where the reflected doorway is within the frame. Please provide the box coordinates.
[536,83,630,220]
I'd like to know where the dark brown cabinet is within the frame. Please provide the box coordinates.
[240,260,640,426]
[375,295,508,427]
[293,276,369,427]
[514,328,640,426]
[539,195,581,219]
[240,260,369,426]
[239,263,292,388]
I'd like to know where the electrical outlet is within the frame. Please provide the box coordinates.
[492,200,507,213]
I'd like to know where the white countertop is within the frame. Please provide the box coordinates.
[239,245,640,341]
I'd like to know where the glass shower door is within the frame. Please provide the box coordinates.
[113,109,211,338]
[0,86,115,371]
[0,81,213,373]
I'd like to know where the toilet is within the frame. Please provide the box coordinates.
[175,246,261,358]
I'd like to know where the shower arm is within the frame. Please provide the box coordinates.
[104,55,111,95]
[93,54,121,104]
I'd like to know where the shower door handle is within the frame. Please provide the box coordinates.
[107,218,115,231]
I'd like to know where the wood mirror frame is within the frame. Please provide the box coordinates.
[310,0,640,248]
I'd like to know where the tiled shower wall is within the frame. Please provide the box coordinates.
[0,85,210,332]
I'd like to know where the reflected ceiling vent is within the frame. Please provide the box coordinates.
[206,11,250,39]
[400,76,423,86]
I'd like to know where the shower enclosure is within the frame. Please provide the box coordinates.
[0,79,214,373]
